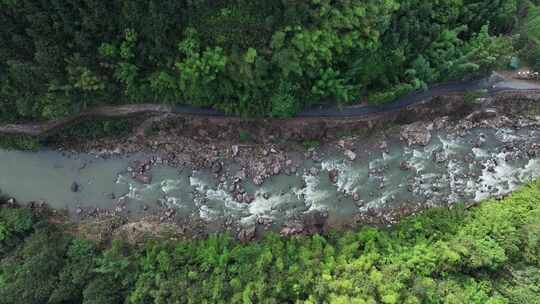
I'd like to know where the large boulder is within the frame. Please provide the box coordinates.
[400,121,433,146]
[466,108,498,123]
[302,211,328,234]
[70,182,80,192]
[237,225,256,242]
[211,161,222,174]
[344,149,357,161]
[328,169,339,184]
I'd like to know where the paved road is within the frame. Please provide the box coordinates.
[2,73,540,137]
[297,78,491,117]
[172,82,490,118]
[173,73,540,118]
[292,74,540,117]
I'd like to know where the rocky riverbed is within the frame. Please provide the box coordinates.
[1,94,540,241]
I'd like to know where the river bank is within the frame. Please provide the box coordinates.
[2,178,538,303]
[1,89,540,241]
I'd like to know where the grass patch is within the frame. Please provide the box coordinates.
[302,139,320,150]
[464,89,488,105]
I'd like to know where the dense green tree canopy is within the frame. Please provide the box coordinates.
[0,179,539,303]
[0,0,519,121]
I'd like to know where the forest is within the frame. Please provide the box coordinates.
[1,2,540,303]
[0,179,539,304]
[0,0,534,121]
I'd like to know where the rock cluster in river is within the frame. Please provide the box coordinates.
[400,121,433,146]
[39,92,540,240]
[129,160,153,184]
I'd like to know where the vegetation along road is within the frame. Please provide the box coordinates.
[1,72,540,137]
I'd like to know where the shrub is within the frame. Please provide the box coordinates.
[271,81,300,118]
[0,135,41,151]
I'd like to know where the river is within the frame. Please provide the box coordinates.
[1,123,539,231]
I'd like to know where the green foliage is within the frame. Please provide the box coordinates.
[175,28,228,108]
[0,0,523,122]
[0,208,33,254]
[0,135,41,151]
[190,0,283,50]
[1,179,539,303]
[368,83,416,105]
[238,130,251,143]
[270,0,397,109]
[99,29,151,103]
[0,224,70,304]
[48,239,98,304]
[461,0,519,34]
[47,118,133,143]
[454,25,514,78]
[496,265,540,303]
[522,2,540,69]
[302,140,321,150]
[270,81,300,118]
[424,24,513,81]
[464,89,489,105]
